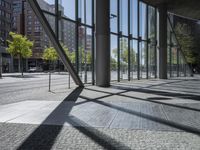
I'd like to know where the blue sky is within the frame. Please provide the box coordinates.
[43,0,148,52]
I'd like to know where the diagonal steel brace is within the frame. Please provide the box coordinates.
[27,0,83,87]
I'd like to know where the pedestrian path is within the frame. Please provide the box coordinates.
[0,76,200,149]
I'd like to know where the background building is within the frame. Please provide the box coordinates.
[11,0,86,71]
[0,0,13,73]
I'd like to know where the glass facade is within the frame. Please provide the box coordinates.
[167,16,192,78]
[110,0,157,81]
[37,0,94,84]
[32,0,192,85]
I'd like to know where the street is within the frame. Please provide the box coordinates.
[0,72,75,105]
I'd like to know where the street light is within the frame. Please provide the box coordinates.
[110,14,117,19]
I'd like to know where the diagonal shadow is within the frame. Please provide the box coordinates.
[83,87,200,112]
[112,85,200,101]
[112,79,185,89]
[79,95,200,136]
[17,87,83,150]
[65,115,131,150]
[17,87,131,150]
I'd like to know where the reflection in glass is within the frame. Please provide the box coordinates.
[140,42,147,78]
[78,26,93,83]
[37,0,55,13]
[120,38,128,80]
[110,0,118,33]
[110,34,118,81]
[59,0,75,20]
[130,40,138,79]
[139,2,147,40]
[130,0,138,38]
[120,0,128,36]
[78,0,92,25]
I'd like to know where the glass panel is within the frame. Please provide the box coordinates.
[139,2,147,40]
[59,0,75,20]
[37,0,55,13]
[110,0,118,33]
[57,19,76,72]
[110,34,118,81]
[167,45,171,78]
[171,47,177,77]
[148,6,156,42]
[148,45,156,78]
[78,0,92,26]
[44,13,55,33]
[167,16,192,78]
[120,38,128,80]
[78,26,92,83]
[120,0,128,36]
[130,0,138,38]
[130,40,138,79]
[140,42,147,78]
[148,6,156,78]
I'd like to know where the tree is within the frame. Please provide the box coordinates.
[86,51,92,64]
[7,32,33,76]
[42,47,58,70]
[175,23,196,64]
[111,57,117,70]
[112,39,136,65]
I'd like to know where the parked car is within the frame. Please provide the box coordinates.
[28,67,43,72]
[28,67,37,72]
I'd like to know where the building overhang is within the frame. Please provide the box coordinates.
[142,0,200,20]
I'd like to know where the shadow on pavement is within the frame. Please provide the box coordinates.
[17,87,83,150]
[17,86,130,150]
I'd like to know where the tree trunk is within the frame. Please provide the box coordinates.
[48,60,51,92]
[20,55,23,77]
[18,57,21,73]
[0,53,2,78]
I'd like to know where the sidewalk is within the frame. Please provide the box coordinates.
[0,77,200,149]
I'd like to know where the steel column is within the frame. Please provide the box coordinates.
[158,4,168,79]
[96,0,110,87]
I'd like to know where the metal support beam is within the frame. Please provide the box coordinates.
[0,53,2,78]
[96,0,110,87]
[128,0,131,81]
[27,0,83,87]
[158,4,168,79]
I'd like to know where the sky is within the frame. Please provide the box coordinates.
[43,0,151,52]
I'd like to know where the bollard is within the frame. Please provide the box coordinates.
[49,71,51,92]
[68,73,70,89]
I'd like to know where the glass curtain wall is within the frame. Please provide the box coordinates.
[110,0,157,81]
[148,6,157,78]
[167,16,193,78]
[36,0,94,84]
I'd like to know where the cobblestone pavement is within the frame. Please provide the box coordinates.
[0,123,200,150]
[0,74,200,149]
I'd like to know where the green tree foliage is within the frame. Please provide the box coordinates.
[111,57,117,70]
[43,45,92,70]
[175,23,197,64]
[7,32,33,76]
[112,38,136,65]
[42,47,58,61]
[86,51,92,64]
[69,48,92,64]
